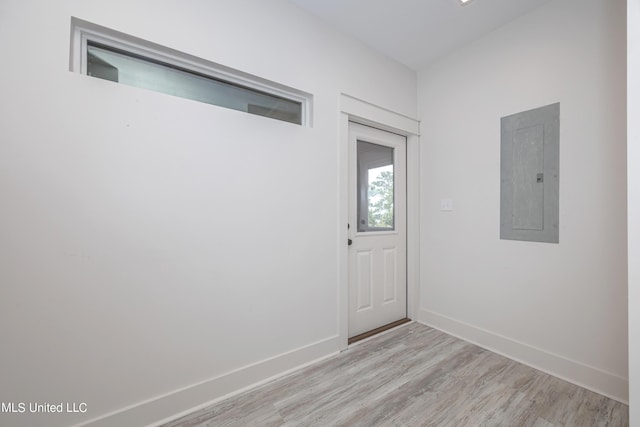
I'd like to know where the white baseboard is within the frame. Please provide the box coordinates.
[418,308,629,404]
[76,336,340,427]
[76,311,628,427]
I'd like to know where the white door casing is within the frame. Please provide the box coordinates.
[348,122,407,338]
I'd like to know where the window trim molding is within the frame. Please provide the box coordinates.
[70,17,312,126]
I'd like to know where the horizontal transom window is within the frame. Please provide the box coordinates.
[70,18,312,126]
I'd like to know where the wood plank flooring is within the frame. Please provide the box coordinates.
[162,323,628,427]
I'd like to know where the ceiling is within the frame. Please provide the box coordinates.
[289,0,553,70]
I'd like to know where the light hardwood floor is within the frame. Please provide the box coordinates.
[162,323,628,427]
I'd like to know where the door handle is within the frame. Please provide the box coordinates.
[348,238,353,246]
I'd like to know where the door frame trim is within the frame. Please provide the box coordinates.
[338,93,420,350]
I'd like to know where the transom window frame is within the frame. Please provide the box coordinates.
[69,17,313,127]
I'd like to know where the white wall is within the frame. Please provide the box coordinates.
[628,0,640,423]
[0,1,416,426]
[418,0,628,402]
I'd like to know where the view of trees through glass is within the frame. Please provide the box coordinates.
[367,165,394,229]
[357,140,395,231]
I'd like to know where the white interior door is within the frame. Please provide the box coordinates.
[348,122,407,338]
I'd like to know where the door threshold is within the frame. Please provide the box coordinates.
[348,318,411,345]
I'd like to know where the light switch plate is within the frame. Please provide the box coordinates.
[440,198,453,211]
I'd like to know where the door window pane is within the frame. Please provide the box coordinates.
[357,141,394,232]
